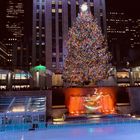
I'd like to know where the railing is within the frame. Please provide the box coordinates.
[0,122,47,132]
[1,114,140,132]
[0,112,46,132]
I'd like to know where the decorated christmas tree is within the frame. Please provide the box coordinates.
[63,3,112,86]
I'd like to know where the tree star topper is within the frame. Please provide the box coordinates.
[80,3,88,12]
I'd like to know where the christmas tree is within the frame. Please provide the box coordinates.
[63,3,111,86]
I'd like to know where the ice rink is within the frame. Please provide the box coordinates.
[1,123,140,140]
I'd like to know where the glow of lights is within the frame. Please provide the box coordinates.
[89,128,94,133]
[65,88,116,115]
[81,3,88,12]
[132,115,136,118]
[21,135,24,140]
[30,64,46,72]
[12,106,25,112]
[63,4,112,86]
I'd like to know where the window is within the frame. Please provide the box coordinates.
[59,39,63,53]
[36,28,39,33]
[52,4,55,9]
[52,47,56,53]
[52,13,56,37]
[59,13,62,36]
[36,21,39,26]
[42,5,45,9]
[42,29,45,34]
[36,5,40,9]
[41,36,45,42]
[42,13,45,27]
[59,57,63,62]
[36,13,39,19]
[100,0,103,6]
[36,37,40,41]
[52,39,56,48]
[52,57,56,62]
[0,74,7,80]
[52,64,56,68]
[68,3,71,28]
[58,4,62,9]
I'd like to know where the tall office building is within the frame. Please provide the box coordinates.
[0,0,11,69]
[0,41,10,67]
[129,19,140,66]
[106,12,130,67]
[32,0,107,74]
[5,0,25,69]
[107,11,140,67]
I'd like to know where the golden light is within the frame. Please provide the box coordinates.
[64,87,116,115]
[12,106,25,112]
[81,3,88,12]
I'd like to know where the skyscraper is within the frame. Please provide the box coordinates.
[129,19,140,66]
[106,0,140,67]
[0,41,9,67]
[32,0,107,74]
[106,12,130,67]
[5,0,24,69]
[107,11,140,67]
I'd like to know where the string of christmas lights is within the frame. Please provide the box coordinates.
[63,3,112,86]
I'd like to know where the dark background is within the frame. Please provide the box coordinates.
[0,0,32,40]
[0,0,139,39]
[106,0,140,18]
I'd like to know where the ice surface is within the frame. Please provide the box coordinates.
[1,123,140,140]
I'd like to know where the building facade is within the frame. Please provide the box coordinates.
[128,19,140,66]
[107,11,140,67]
[5,0,25,69]
[32,0,107,74]
[106,12,130,67]
[0,42,10,68]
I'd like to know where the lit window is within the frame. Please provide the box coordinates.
[52,1,55,4]
[52,64,56,68]
[58,1,62,5]
[52,9,56,13]
[0,74,7,80]
[58,9,62,13]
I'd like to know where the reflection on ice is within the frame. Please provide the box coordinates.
[1,123,140,140]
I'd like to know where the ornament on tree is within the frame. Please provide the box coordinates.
[63,3,112,86]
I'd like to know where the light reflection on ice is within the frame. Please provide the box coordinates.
[1,123,140,140]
